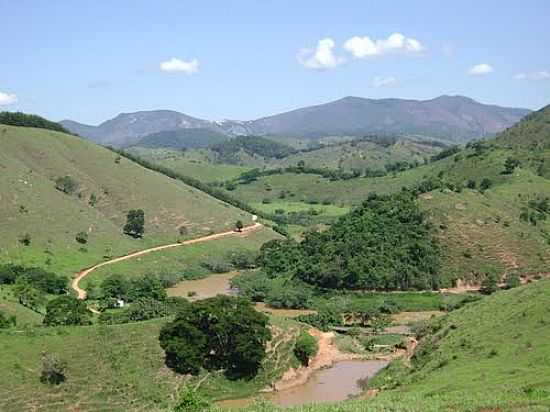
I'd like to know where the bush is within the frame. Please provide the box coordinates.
[265,283,313,309]
[40,352,67,385]
[480,178,493,192]
[0,310,16,328]
[173,389,211,412]
[201,257,233,273]
[55,176,79,195]
[19,233,31,246]
[228,249,258,269]
[294,331,319,366]
[75,231,88,244]
[505,274,521,289]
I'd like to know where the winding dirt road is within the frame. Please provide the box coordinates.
[71,223,263,300]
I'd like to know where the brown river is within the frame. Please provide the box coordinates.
[167,273,389,408]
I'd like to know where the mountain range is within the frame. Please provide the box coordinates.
[61,95,531,147]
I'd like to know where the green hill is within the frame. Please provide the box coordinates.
[132,128,230,150]
[0,124,252,277]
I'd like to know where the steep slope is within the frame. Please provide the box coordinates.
[496,104,550,149]
[0,125,251,276]
[62,96,530,147]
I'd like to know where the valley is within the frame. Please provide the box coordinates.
[1,105,549,412]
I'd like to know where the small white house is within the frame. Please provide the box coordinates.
[116,299,125,308]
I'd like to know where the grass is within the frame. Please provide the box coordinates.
[250,201,350,217]
[127,147,251,183]
[0,286,44,326]
[0,125,254,277]
[0,314,304,412]
[81,226,280,288]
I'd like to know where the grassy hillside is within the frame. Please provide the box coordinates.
[0,315,303,412]
[80,225,280,288]
[133,128,230,150]
[230,280,550,411]
[126,148,251,183]
[0,125,252,276]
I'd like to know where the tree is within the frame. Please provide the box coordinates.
[465,179,477,189]
[294,331,318,366]
[123,209,145,238]
[43,296,92,326]
[159,296,271,378]
[480,273,499,295]
[40,352,67,385]
[14,280,46,311]
[235,220,244,232]
[130,276,167,301]
[100,274,131,300]
[503,157,520,174]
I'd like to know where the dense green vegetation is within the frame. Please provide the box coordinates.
[258,192,441,290]
[0,111,71,134]
[159,296,271,378]
[133,128,229,150]
[211,136,296,163]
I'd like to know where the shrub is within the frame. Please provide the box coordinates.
[19,233,31,246]
[40,352,67,385]
[480,178,493,192]
[0,310,16,328]
[173,389,211,412]
[55,176,79,195]
[228,249,258,269]
[505,274,521,289]
[75,231,88,244]
[294,331,319,366]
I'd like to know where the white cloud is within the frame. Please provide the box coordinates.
[468,63,494,76]
[160,57,199,74]
[297,38,345,70]
[513,71,550,81]
[372,76,398,88]
[344,32,425,58]
[0,91,17,106]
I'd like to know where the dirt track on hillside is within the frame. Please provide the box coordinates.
[71,223,263,300]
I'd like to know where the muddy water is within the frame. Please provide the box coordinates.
[218,360,388,409]
[166,272,238,301]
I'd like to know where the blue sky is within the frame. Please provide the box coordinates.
[1,0,549,124]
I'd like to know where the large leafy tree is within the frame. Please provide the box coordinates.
[159,296,271,378]
[43,296,92,326]
[123,209,145,238]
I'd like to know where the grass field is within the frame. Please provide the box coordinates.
[250,201,350,218]
[80,226,280,288]
[0,314,304,412]
[128,147,251,183]
[0,125,253,277]
[0,286,44,326]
